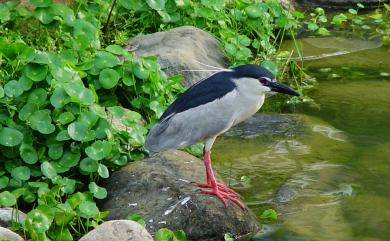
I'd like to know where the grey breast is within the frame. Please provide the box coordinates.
[145,90,239,153]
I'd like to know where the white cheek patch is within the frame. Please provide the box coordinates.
[259,86,271,93]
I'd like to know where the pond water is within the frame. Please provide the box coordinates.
[212,39,390,241]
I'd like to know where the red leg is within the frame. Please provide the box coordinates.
[197,150,244,209]
[196,148,240,197]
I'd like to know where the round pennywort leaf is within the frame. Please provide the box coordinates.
[67,122,88,141]
[0,127,23,147]
[29,109,55,134]
[85,140,112,161]
[11,166,31,181]
[0,191,16,206]
[99,68,120,89]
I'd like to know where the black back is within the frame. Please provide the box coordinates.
[160,70,236,119]
[160,64,274,120]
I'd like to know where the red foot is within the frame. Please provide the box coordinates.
[196,182,240,197]
[201,188,245,209]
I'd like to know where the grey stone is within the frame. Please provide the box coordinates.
[0,208,26,227]
[126,26,227,87]
[224,113,304,139]
[100,150,259,241]
[79,220,152,241]
[295,0,390,9]
[0,227,25,241]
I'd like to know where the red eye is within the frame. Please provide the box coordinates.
[259,78,267,84]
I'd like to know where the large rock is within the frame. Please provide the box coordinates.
[0,208,26,227]
[79,220,152,241]
[100,150,259,241]
[126,26,227,87]
[0,227,24,241]
[295,0,390,9]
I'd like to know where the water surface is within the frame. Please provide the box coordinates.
[213,42,390,241]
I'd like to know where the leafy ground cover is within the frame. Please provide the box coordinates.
[3,0,376,240]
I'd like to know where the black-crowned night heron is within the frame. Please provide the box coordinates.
[145,64,300,208]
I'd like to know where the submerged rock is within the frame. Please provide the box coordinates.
[100,150,259,241]
[224,114,304,139]
[79,220,153,241]
[126,26,227,87]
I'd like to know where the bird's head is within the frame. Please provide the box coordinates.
[232,64,300,97]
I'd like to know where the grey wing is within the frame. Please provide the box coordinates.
[145,90,238,153]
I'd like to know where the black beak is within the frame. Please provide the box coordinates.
[264,80,300,96]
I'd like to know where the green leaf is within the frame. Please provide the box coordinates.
[85,140,112,161]
[78,201,99,218]
[106,45,127,55]
[118,0,147,11]
[4,80,23,97]
[34,6,55,24]
[50,87,70,108]
[59,151,81,168]
[79,111,98,127]
[0,4,10,22]
[27,88,48,106]
[29,109,55,134]
[58,112,75,125]
[0,127,23,147]
[317,27,330,36]
[123,75,135,86]
[48,143,63,160]
[18,76,33,91]
[124,110,142,122]
[224,233,234,241]
[132,61,149,79]
[149,101,165,117]
[155,228,174,241]
[307,22,319,31]
[98,164,109,178]
[0,176,9,189]
[63,82,94,105]
[60,178,76,194]
[127,213,146,227]
[332,13,347,26]
[0,86,4,98]
[146,0,167,10]
[56,130,71,141]
[54,202,76,226]
[348,8,357,15]
[23,64,48,82]
[260,208,278,221]
[11,166,30,181]
[0,191,16,206]
[245,3,267,18]
[94,51,120,69]
[25,209,52,233]
[30,0,53,7]
[173,230,186,241]
[19,104,38,121]
[20,144,38,164]
[99,68,120,89]
[67,122,88,141]
[41,161,57,179]
[51,3,75,26]
[88,182,107,199]
[107,106,125,117]
[73,19,100,49]
[79,157,99,173]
